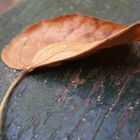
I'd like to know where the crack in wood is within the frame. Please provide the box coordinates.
[67,110,87,140]
[134,127,140,140]
[92,74,133,140]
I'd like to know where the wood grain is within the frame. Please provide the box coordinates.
[0,0,140,140]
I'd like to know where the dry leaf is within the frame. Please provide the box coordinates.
[2,13,138,70]
[0,14,140,137]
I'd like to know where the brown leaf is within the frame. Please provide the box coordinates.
[1,14,140,70]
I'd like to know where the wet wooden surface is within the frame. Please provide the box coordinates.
[0,0,140,140]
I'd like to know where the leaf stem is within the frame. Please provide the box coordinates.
[0,69,29,138]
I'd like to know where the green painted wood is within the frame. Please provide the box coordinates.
[0,0,140,140]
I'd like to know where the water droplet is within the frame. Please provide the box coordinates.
[136,100,139,105]
[129,106,133,110]
[70,6,74,10]
[109,107,112,111]
[18,93,21,97]
[78,137,81,140]
[101,84,104,88]
[91,100,94,103]
[62,137,67,140]
[12,135,16,140]
[97,96,101,102]
[58,98,61,102]
[82,118,86,122]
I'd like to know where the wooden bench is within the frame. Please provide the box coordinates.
[0,0,140,139]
